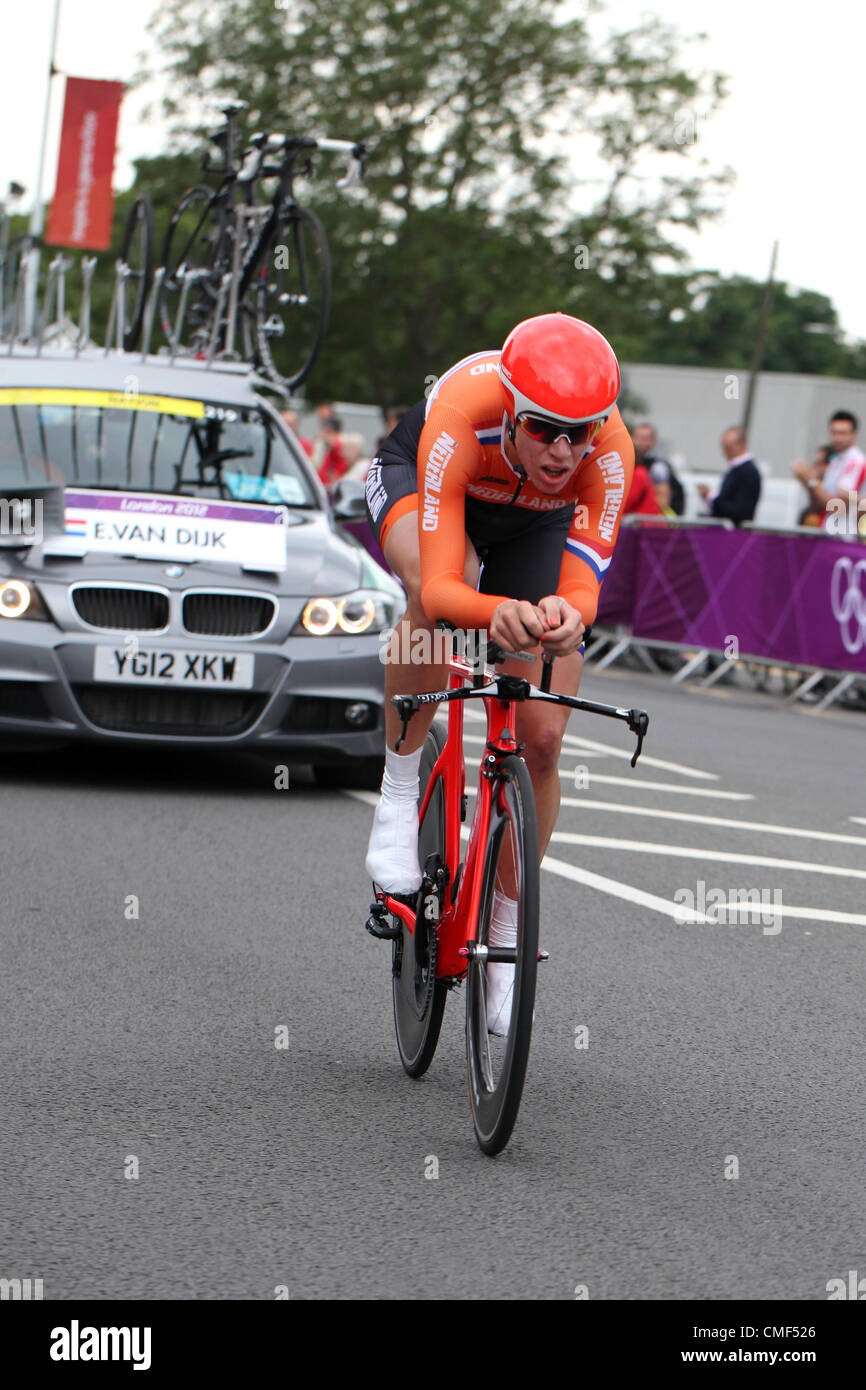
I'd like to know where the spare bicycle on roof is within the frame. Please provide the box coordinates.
[0,100,368,392]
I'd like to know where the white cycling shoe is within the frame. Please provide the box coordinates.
[486,962,515,1036]
[365,794,422,894]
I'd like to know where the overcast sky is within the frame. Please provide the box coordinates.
[2,0,863,341]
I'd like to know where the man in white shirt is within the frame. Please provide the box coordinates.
[792,410,866,534]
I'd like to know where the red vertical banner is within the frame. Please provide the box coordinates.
[45,77,125,251]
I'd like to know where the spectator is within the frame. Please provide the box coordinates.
[280,408,313,458]
[377,404,410,452]
[794,444,831,527]
[632,422,685,516]
[623,458,663,517]
[649,461,677,518]
[697,427,761,525]
[792,410,866,534]
[341,433,370,483]
[310,401,336,471]
[317,415,349,488]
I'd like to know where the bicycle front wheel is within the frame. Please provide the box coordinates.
[392,722,448,1078]
[251,205,331,389]
[465,755,540,1156]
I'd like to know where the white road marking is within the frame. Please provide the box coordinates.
[548,799,866,847]
[455,692,719,780]
[560,730,718,781]
[541,854,866,926]
[538,854,711,921]
[548,832,866,881]
[850,817,866,826]
[347,790,379,808]
[457,753,752,800]
[346,796,865,925]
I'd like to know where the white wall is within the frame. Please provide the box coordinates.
[621,362,866,480]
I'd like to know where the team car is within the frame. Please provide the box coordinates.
[0,347,402,786]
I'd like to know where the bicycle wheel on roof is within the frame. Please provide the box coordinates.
[158,186,225,354]
[251,205,330,390]
[119,193,153,352]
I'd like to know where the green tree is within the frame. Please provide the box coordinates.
[140,0,731,399]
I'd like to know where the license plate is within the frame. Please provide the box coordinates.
[93,646,255,688]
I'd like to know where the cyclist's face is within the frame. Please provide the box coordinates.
[511,427,584,493]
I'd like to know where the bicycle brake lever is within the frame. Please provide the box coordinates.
[627,709,649,767]
[391,694,417,752]
[337,155,363,191]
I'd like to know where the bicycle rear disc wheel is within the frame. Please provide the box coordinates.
[119,193,153,351]
[158,185,224,354]
[392,722,448,1078]
[252,205,331,389]
[465,755,539,1156]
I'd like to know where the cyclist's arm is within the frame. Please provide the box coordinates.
[417,401,508,627]
[554,417,635,625]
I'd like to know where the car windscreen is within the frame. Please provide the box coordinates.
[0,387,316,507]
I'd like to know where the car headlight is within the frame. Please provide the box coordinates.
[0,579,50,621]
[293,589,401,636]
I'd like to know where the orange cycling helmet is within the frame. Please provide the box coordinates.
[499,312,621,427]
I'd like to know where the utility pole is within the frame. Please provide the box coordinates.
[24,0,62,337]
[741,239,779,438]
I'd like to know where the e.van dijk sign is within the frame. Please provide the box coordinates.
[45,78,124,252]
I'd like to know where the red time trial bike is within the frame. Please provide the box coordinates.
[366,621,649,1155]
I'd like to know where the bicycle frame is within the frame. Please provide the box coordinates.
[379,651,537,983]
[371,642,649,981]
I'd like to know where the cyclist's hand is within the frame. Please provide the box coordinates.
[489,599,546,652]
[537,595,585,655]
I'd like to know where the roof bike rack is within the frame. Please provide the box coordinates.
[206,271,233,366]
[76,256,97,357]
[36,252,71,354]
[104,259,131,355]
[6,249,30,352]
[138,265,165,363]
[169,265,212,365]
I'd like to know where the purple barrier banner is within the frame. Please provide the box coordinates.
[600,525,866,673]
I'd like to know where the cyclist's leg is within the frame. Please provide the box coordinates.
[381,509,481,752]
[468,502,579,1028]
[473,500,582,864]
[506,645,583,856]
[381,513,466,750]
[364,459,479,891]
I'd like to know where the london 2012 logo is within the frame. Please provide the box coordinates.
[830,555,866,654]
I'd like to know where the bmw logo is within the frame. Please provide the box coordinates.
[164,565,184,577]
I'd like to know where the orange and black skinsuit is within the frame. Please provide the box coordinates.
[364,349,635,628]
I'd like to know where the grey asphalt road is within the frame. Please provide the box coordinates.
[1,668,865,1301]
